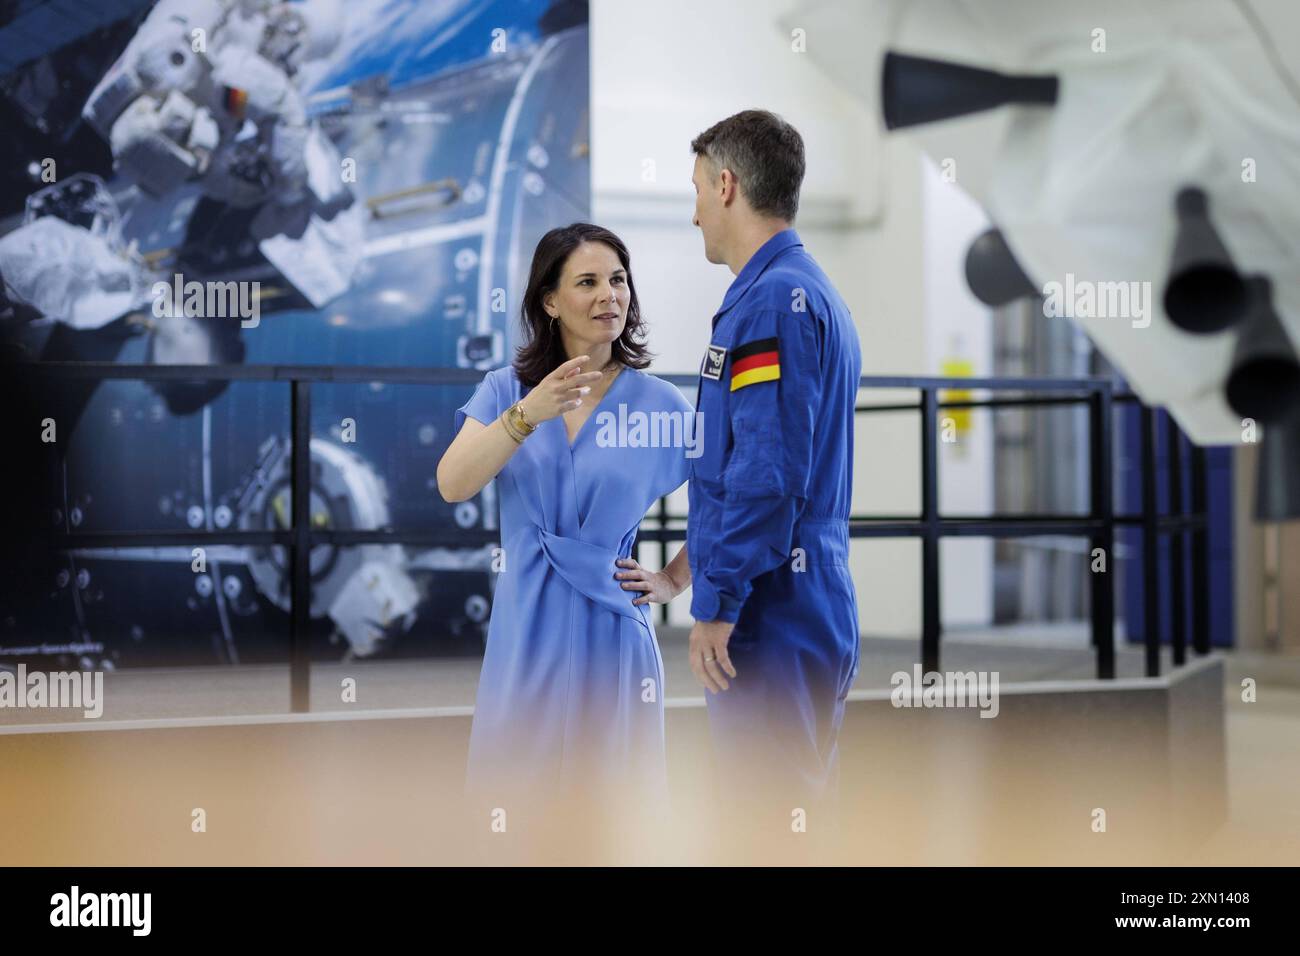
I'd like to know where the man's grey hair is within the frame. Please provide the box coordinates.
[690,109,806,222]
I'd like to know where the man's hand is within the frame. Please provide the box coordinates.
[689,619,738,693]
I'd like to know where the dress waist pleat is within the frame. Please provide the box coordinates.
[535,527,651,633]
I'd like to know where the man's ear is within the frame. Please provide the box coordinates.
[719,168,738,207]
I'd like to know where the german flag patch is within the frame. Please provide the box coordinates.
[729,336,779,391]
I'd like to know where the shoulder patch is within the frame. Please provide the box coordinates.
[701,344,727,381]
[729,337,779,391]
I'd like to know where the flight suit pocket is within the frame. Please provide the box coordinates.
[726,416,784,497]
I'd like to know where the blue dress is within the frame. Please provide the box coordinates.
[454,364,694,822]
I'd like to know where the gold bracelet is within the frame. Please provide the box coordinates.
[513,399,536,433]
[506,401,536,437]
[499,407,525,444]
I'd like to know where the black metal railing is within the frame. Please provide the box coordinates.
[16,362,1213,711]
[652,373,1210,681]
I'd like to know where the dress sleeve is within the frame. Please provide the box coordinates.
[453,368,501,434]
[656,378,696,500]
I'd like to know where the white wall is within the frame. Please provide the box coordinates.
[591,0,970,636]
[921,155,996,628]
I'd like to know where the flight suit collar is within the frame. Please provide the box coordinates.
[712,228,803,329]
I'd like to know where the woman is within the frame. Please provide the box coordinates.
[438,223,695,828]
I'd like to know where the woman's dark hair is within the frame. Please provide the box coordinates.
[513,222,652,387]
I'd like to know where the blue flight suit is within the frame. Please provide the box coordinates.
[687,228,862,825]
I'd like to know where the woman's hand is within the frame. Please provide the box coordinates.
[614,557,681,605]
[519,354,604,423]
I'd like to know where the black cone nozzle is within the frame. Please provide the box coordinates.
[882,51,1058,130]
[1224,277,1300,425]
[1163,187,1250,334]
[964,228,1037,307]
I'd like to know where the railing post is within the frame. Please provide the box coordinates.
[920,387,940,675]
[289,379,312,713]
[1140,406,1161,677]
[1190,444,1211,655]
[1168,418,1187,667]
[657,496,668,626]
[1089,384,1115,679]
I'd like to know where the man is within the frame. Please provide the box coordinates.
[686,110,862,835]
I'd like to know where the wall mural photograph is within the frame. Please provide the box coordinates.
[0,0,590,669]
